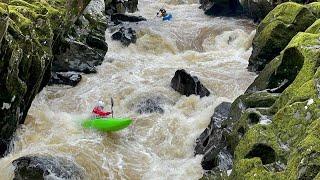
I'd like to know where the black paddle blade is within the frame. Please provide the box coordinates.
[111,97,114,117]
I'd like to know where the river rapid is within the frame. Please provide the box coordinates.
[0,0,256,179]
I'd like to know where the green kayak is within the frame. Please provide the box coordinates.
[82,117,133,132]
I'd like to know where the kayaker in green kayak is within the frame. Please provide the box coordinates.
[83,98,133,132]
[92,100,112,118]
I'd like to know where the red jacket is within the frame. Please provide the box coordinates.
[92,106,112,117]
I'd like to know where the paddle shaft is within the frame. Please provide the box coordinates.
[111,97,114,118]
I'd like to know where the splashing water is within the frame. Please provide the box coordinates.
[0,0,256,179]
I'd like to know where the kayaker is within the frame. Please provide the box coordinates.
[92,100,112,118]
[156,8,172,21]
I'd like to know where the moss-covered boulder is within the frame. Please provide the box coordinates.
[231,32,320,179]
[0,0,90,156]
[248,2,317,72]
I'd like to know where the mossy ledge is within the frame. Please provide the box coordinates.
[0,0,91,156]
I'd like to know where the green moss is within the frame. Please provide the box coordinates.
[258,2,305,31]
[306,19,320,34]
[231,31,320,178]
[306,2,320,18]
[272,33,320,110]
[249,2,317,72]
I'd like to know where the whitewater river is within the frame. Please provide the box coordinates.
[0,0,256,179]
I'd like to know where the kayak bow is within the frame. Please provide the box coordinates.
[82,117,132,132]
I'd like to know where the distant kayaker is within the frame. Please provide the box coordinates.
[92,100,112,118]
[156,8,172,21]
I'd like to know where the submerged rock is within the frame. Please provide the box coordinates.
[136,97,164,114]
[112,27,137,46]
[13,156,84,179]
[49,72,82,87]
[171,69,210,98]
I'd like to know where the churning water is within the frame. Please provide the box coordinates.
[0,0,256,179]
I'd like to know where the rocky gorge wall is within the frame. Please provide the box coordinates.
[0,0,93,157]
[197,1,320,179]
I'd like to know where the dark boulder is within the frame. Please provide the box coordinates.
[53,12,109,74]
[53,37,106,73]
[112,27,137,46]
[111,13,146,23]
[200,0,317,22]
[49,72,82,86]
[195,102,232,171]
[199,0,242,17]
[105,0,139,15]
[171,69,210,98]
[136,97,164,114]
[13,156,84,180]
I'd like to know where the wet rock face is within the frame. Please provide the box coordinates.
[199,0,242,17]
[51,0,141,85]
[195,102,232,171]
[0,139,8,157]
[171,69,210,98]
[0,0,90,157]
[13,156,84,180]
[52,2,109,74]
[200,0,317,22]
[112,27,137,46]
[240,0,275,22]
[136,97,164,114]
[105,0,138,15]
[49,72,82,87]
[111,13,146,23]
[53,37,107,73]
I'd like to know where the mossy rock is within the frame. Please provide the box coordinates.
[0,0,91,157]
[306,19,320,34]
[231,32,320,178]
[248,2,317,72]
[306,2,320,18]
